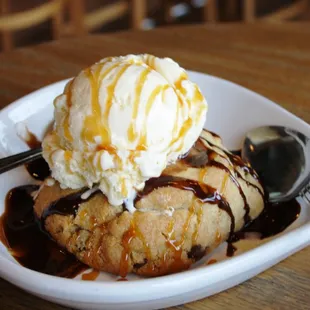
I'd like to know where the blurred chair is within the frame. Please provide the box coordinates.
[243,0,309,22]
[164,0,219,24]
[0,0,65,52]
[0,0,146,52]
[65,0,146,36]
[204,0,218,22]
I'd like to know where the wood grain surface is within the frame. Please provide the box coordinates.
[0,23,309,310]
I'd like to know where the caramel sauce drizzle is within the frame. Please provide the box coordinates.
[192,203,203,244]
[137,84,169,150]
[83,67,108,146]
[193,87,204,103]
[92,152,102,171]
[128,68,152,144]
[215,230,222,244]
[194,136,265,223]
[104,64,131,131]
[120,178,128,197]
[63,80,74,142]
[164,220,183,272]
[144,54,156,70]
[133,219,152,268]
[220,173,230,194]
[81,269,100,281]
[207,259,217,265]
[119,212,153,277]
[64,151,73,174]
[119,222,135,278]
[201,134,261,184]
[63,116,73,142]
[163,202,196,271]
[171,92,181,143]
[170,71,205,152]
[82,62,128,148]
[199,167,208,183]
[174,73,188,97]
[136,175,235,239]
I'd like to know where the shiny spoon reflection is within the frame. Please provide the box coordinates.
[241,126,310,204]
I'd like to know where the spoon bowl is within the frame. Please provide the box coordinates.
[242,126,310,203]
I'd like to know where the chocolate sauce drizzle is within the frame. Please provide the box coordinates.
[41,188,97,226]
[230,150,241,157]
[24,132,41,149]
[231,199,301,241]
[183,138,252,224]
[0,185,87,277]
[25,158,50,181]
[200,137,264,196]
[136,175,235,236]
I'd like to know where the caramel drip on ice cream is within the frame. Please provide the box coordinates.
[64,151,73,174]
[128,68,152,144]
[104,63,132,135]
[83,67,109,146]
[63,80,74,142]
[121,178,128,197]
[82,62,130,148]
[193,87,204,103]
[174,72,188,97]
[144,54,156,69]
[137,84,170,151]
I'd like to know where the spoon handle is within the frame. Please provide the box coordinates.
[0,148,42,174]
[300,184,310,205]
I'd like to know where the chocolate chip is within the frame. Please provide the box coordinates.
[187,245,206,261]
[133,258,148,269]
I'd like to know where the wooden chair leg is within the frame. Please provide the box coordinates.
[51,0,64,39]
[132,0,146,29]
[204,0,218,23]
[69,0,86,35]
[0,0,13,52]
[261,0,309,22]
[243,0,256,23]
[225,0,239,20]
[163,0,174,24]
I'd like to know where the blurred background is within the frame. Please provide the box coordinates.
[1,0,309,53]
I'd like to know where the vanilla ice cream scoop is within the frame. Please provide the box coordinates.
[42,54,208,206]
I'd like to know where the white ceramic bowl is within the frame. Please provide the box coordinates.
[0,71,309,310]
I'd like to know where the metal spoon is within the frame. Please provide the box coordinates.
[242,126,310,204]
[0,148,42,174]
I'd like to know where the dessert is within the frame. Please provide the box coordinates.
[1,54,276,278]
[35,54,265,277]
[34,129,264,277]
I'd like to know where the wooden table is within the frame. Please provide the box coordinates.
[0,23,310,310]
